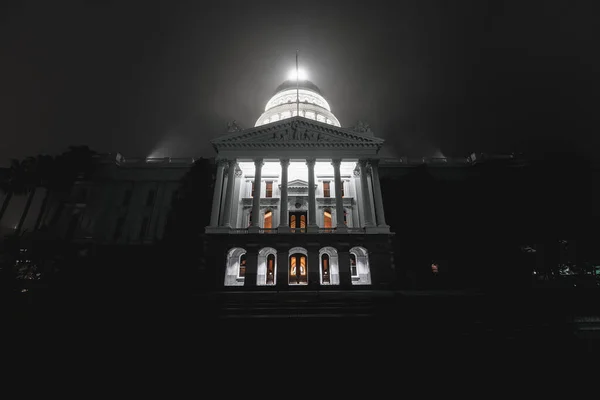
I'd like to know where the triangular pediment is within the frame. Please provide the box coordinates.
[287,179,308,188]
[211,117,384,150]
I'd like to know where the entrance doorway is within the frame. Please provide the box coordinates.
[289,212,307,231]
[289,253,308,285]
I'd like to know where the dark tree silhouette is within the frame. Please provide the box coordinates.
[0,159,28,226]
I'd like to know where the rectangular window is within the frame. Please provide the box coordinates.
[265,181,273,198]
[146,189,156,206]
[114,217,125,240]
[122,189,132,206]
[323,181,331,198]
[139,217,149,239]
[341,181,345,197]
[251,182,255,197]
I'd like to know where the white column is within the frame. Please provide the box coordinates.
[306,158,318,231]
[221,159,237,228]
[250,158,263,231]
[358,159,375,227]
[332,159,347,232]
[369,160,389,228]
[279,159,290,230]
[209,159,227,227]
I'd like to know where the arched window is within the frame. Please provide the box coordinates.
[349,247,371,285]
[319,247,340,285]
[264,209,272,229]
[257,247,277,286]
[323,208,332,229]
[321,253,330,284]
[225,248,246,286]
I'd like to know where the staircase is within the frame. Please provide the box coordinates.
[212,290,393,320]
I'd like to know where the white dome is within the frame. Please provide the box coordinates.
[255,80,341,127]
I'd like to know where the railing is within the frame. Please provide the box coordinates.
[259,228,278,234]
[229,228,249,234]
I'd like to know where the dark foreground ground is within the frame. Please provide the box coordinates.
[5,287,598,392]
[6,287,600,357]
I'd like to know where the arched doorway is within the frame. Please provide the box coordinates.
[288,247,308,285]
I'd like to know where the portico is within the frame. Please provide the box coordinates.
[206,156,388,234]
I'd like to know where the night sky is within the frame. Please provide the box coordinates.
[1,0,598,165]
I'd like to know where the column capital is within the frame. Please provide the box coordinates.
[216,158,229,168]
[305,157,316,167]
[280,158,290,167]
[234,167,243,177]
[331,158,342,167]
[253,158,264,167]
[357,159,369,167]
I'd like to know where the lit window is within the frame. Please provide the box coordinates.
[431,263,439,274]
[323,209,332,229]
[264,210,272,229]
[239,254,246,278]
[265,181,273,198]
[321,253,330,284]
[323,181,331,198]
[266,254,275,285]
[350,254,358,277]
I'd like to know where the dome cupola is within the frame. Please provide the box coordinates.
[255,78,341,127]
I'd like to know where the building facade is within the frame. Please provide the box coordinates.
[205,79,394,289]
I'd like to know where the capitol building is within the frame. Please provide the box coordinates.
[27,70,529,292]
[206,75,392,289]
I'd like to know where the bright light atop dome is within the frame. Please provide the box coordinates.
[288,68,308,81]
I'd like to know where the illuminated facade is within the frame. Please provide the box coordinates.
[206,78,394,289]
